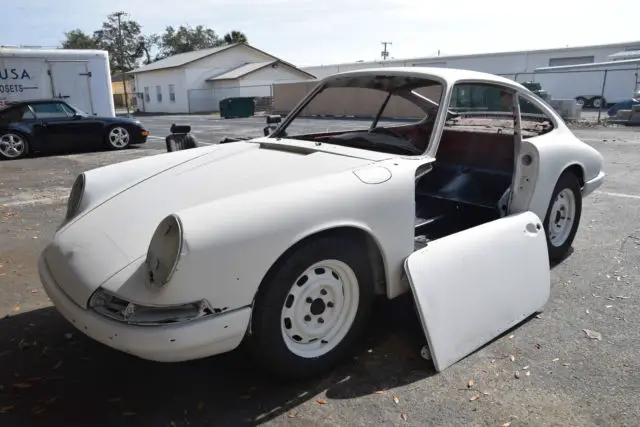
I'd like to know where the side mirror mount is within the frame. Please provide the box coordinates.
[266,114,281,125]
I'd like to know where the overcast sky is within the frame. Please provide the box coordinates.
[2,0,637,67]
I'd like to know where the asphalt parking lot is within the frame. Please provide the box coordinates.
[0,116,639,426]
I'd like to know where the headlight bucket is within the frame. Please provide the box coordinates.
[146,214,183,290]
[59,173,85,229]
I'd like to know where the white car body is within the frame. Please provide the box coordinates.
[39,67,605,377]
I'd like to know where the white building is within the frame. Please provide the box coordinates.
[129,43,316,113]
[302,40,640,81]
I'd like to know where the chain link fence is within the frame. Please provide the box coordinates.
[496,66,640,122]
[187,84,274,114]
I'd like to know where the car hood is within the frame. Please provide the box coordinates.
[44,141,378,305]
[99,115,143,126]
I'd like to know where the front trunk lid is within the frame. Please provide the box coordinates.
[46,141,375,307]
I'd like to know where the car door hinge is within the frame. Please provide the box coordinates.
[79,72,92,77]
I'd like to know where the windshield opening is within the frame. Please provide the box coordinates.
[272,74,444,156]
[67,103,89,116]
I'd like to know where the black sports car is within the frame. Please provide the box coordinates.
[0,99,149,160]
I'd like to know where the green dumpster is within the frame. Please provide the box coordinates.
[219,97,256,119]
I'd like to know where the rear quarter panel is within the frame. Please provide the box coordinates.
[526,128,604,219]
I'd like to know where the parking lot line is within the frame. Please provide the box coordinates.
[595,190,640,200]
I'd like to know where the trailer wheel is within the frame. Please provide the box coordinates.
[575,97,586,107]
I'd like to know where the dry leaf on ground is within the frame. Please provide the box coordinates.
[583,329,602,340]
[393,395,399,404]
[316,399,327,405]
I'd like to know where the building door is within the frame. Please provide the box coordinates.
[48,61,94,115]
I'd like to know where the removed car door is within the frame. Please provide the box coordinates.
[404,210,550,372]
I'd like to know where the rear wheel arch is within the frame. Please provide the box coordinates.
[564,163,585,187]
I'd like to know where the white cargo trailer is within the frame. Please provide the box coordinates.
[533,58,640,108]
[0,47,115,117]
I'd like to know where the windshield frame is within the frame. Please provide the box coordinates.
[268,72,448,156]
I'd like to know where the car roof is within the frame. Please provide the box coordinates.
[323,66,527,91]
[5,99,69,106]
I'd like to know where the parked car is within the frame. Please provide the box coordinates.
[38,67,605,379]
[0,99,148,160]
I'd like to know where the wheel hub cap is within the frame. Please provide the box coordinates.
[310,298,326,315]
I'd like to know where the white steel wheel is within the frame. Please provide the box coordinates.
[280,259,360,359]
[0,132,27,160]
[107,127,130,149]
[548,188,576,248]
[592,97,603,109]
[248,234,374,379]
[544,171,582,261]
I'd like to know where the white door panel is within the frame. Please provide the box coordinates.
[404,211,550,372]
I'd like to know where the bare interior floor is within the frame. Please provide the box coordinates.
[413,127,516,249]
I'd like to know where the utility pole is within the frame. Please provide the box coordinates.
[381,41,392,61]
[114,11,130,115]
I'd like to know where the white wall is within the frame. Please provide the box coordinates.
[134,68,187,113]
[238,64,312,86]
[183,45,274,90]
[303,42,640,80]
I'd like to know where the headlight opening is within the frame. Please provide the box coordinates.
[62,173,85,226]
[146,214,183,290]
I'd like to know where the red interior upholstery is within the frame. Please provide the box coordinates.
[436,129,514,172]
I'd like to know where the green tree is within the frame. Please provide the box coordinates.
[136,34,161,65]
[223,30,248,45]
[158,24,221,58]
[61,29,98,49]
[93,12,145,73]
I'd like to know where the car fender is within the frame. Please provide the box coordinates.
[65,145,219,228]
[527,132,603,218]
[109,159,419,311]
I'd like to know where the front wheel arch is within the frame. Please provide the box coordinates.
[250,226,387,316]
[245,227,383,379]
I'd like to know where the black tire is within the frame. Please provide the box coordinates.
[575,96,587,107]
[248,234,375,380]
[0,131,30,160]
[543,171,582,261]
[591,96,606,109]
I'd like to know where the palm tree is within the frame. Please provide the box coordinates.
[223,31,248,45]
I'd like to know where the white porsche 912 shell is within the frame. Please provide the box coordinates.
[39,66,605,375]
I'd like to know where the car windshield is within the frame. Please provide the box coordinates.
[67,103,89,116]
[271,74,445,156]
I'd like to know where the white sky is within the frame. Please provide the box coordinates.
[2,0,638,67]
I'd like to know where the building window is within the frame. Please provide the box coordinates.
[169,84,176,102]
[144,87,150,103]
[548,56,594,67]
[156,85,162,103]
